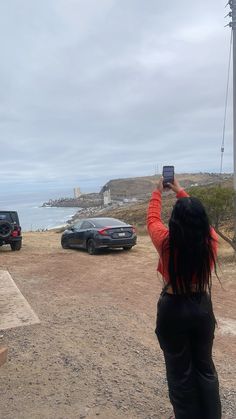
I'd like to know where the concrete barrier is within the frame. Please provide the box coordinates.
[0,270,40,330]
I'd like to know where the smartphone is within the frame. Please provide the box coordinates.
[162,166,174,187]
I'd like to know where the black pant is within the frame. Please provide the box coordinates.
[155,292,221,419]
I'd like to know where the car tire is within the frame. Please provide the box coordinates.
[10,241,22,251]
[87,239,97,255]
[123,246,132,251]
[0,221,12,238]
[61,239,69,249]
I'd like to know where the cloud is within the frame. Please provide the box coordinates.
[0,0,233,195]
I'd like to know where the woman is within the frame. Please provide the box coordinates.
[147,177,221,419]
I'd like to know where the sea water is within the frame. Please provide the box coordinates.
[0,192,79,232]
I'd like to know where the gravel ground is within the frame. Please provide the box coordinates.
[0,232,235,419]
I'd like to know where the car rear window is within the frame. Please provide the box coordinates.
[0,212,19,224]
[92,218,128,227]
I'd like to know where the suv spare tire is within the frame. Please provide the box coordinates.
[0,221,12,238]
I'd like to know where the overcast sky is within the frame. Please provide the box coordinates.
[0,0,233,197]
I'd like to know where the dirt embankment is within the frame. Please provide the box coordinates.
[0,232,235,419]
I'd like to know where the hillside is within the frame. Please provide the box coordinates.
[100,173,232,200]
[44,173,233,209]
[75,195,174,234]
[68,173,233,233]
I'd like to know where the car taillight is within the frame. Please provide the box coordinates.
[11,227,21,237]
[132,226,136,233]
[98,228,110,235]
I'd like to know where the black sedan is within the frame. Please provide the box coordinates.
[61,217,137,255]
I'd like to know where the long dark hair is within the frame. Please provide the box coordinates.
[167,196,217,295]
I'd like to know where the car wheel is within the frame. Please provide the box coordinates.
[87,239,97,255]
[10,241,22,251]
[61,239,69,249]
[123,246,132,251]
[0,221,12,238]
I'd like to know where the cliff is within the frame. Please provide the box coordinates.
[43,173,233,208]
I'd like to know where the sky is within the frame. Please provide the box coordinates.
[0,0,234,199]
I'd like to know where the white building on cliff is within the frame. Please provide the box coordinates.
[103,189,111,206]
[74,187,81,198]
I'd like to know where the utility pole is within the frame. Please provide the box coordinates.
[228,0,236,190]
[227,0,236,242]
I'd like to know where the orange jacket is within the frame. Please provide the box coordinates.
[147,189,218,283]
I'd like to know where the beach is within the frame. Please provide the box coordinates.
[0,194,79,231]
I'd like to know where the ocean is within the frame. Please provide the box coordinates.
[0,192,79,232]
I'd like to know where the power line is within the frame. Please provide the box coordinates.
[220,29,233,175]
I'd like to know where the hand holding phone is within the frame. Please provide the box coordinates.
[162,166,174,188]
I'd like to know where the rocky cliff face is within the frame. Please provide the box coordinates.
[100,176,157,200]
[42,193,103,208]
[100,173,232,200]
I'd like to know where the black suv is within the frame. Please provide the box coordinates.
[0,211,22,251]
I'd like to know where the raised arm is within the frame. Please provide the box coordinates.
[147,189,168,254]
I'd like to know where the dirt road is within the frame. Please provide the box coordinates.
[0,232,235,419]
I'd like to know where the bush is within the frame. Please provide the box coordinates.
[189,185,236,250]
